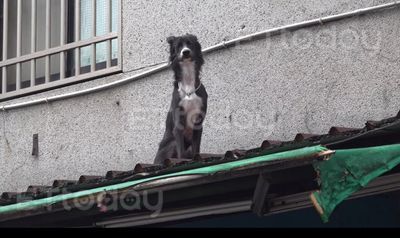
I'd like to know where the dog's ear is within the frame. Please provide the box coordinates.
[167,36,176,45]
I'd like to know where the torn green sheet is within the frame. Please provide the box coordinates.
[311,144,400,223]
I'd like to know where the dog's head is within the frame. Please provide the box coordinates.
[167,34,204,67]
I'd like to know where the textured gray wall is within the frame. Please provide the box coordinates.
[1,0,400,192]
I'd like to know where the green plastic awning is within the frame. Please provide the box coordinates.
[2,143,400,223]
[311,143,400,223]
[0,145,329,216]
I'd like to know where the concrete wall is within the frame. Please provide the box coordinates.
[1,0,400,192]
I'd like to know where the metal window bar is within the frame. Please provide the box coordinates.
[0,33,117,68]
[0,0,121,101]
[60,0,66,80]
[16,0,21,90]
[2,0,8,94]
[106,0,111,68]
[31,0,36,87]
[75,0,80,77]
[91,0,96,72]
[45,0,50,83]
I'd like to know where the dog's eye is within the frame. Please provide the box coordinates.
[186,41,192,46]
[177,42,183,48]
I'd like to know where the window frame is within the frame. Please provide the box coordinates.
[0,0,122,102]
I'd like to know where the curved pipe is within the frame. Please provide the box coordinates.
[1,1,400,111]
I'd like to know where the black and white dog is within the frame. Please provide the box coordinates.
[154,34,208,164]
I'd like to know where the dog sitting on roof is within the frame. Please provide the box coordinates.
[154,34,208,164]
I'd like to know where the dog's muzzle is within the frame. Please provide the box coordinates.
[181,48,192,60]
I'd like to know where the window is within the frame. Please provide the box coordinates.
[0,0,121,101]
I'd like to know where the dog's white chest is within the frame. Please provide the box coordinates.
[178,61,203,115]
[179,93,203,114]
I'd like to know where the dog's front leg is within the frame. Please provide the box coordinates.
[173,107,185,159]
[173,128,184,159]
[192,128,203,158]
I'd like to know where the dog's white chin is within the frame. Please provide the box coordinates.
[179,58,193,63]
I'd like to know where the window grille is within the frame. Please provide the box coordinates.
[0,0,121,101]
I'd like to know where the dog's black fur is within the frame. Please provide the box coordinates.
[154,34,208,164]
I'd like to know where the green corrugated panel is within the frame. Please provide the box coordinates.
[311,144,400,223]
